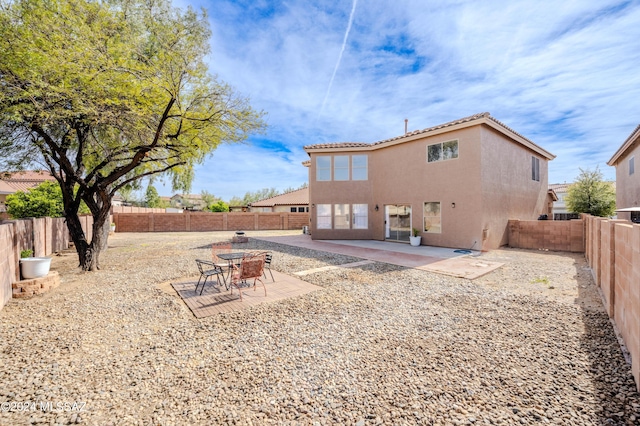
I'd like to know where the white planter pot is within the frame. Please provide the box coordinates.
[110,225,116,232]
[409,236,422,247]
[20,257,52,279]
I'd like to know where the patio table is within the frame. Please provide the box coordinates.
[217,252,246,282]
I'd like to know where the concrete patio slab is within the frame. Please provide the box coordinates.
[254,234,503,279]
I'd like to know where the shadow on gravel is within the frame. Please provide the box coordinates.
[577,259,640,424]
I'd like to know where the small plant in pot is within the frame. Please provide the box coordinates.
[410,227,422,246]
[19,249,51,279]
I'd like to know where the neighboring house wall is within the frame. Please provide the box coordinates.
[306,113,554,250]
[608,124,640,222]
[249,188,309,214]
[613,142,640,221]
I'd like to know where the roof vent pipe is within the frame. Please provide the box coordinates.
[404,119,408,134]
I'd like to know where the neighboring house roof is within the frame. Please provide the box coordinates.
[608,124,640,166]
[251,188,309,207]
[304,112,556,160]
[0,170,56,194]
[549,182,615,193]
[171,193,203,201]
[549,183,571,193]
[0,180,15,195]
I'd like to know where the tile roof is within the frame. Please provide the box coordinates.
[0,170,56,194]
[0,170,56,182]
[251,187,309,207]
[303,112,555,160]
[548,183,572,193]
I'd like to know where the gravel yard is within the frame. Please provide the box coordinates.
[0,231,639,425]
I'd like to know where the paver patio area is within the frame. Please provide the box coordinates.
[171,269,322,317]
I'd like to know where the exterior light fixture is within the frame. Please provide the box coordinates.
[375,204,379,211]
[451,202,456,208]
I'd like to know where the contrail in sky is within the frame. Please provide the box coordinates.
[318,0,358,119]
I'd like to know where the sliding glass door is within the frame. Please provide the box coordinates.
[385,204,411,242]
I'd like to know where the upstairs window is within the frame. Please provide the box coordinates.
[428,140,458,163]
[352,155,368,180]
[334,156,349,180]
[532,156,540,181]
[630,157,635,175]
[316,157,331,181]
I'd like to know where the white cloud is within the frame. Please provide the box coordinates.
[164,0,640,198]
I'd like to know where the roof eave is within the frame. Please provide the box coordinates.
[304,116,555,160]
[608,124,640,166]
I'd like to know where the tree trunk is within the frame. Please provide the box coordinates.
[66,205,110,271]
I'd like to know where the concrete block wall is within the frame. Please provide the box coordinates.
[114,212,310,232]
[111,206,164,213]
[584,215,640,391]
[508,218,584,252]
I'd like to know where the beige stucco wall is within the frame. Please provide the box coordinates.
[613,140,640,221]
[369,126,483,249]
[308,122,551,250]
[308,153,374,239]
[479,126,549,250]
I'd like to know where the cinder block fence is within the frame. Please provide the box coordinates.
[112,212,310,233]
[584,215,640,391]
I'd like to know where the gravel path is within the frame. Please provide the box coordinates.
[0,231,638,425]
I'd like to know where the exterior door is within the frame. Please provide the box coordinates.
[385,204,412,242]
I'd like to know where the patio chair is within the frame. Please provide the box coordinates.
[263,251,274,281]
[230,252,267,301]
[194,259,225,295]
[211,241,234,283]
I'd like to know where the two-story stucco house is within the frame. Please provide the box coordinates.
[303,112,555,251]
[607,124,640,223]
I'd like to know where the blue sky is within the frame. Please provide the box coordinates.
[161,0,640,200]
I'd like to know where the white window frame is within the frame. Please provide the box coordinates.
[352,204,368,229]
[352,155,368,181]
[423,202,441,234]
[317,204,332,229]
[427,139,459,163]
[532,156,540,182]
[333,156,349,181]
[316,156,331,181]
